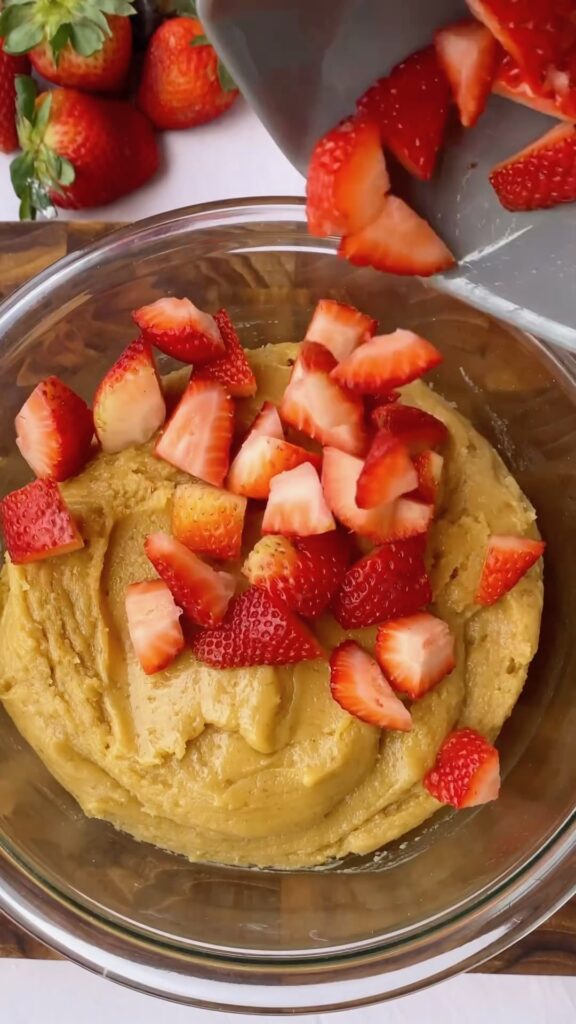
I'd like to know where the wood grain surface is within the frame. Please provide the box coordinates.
[0,219,574,972]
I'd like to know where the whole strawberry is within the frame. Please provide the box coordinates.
[10,76,160,219]
[0,38,29,153]
[137,16,238,130]
[0,0,135,94]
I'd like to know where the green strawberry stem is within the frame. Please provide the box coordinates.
[10,76,75,222]
[0,0,136,61]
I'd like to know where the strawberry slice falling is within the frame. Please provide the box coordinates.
[155,378,233,487]
[172,481,247,561]
[339,195,455,278]
[145,532,235,628]
[356,430,418,509]
[375,612,456,699]
[357,46,451,180]
[191,586,324,668]
[434,19,500,127]
[242,530,352,619]
[475,534,545,605]
[329,641,413,731]
[370,403,449,454]
[489,122,576,211]
[15,375,94,481]
[262,462,336,537]
[93,338,166,454]
[132,296,225,364]
[306,116,390,237]
[424,727,501,807]
[227,433,321,501]
[194,309,257,398]
[304,299,377,362]
[332,536,432,629]
[0,478,83,564]
[125,579,184,676]
[332,330,443,394]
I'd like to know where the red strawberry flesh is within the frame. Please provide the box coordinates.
[332,535,432,629]
[370,403,449,454]
[435,19,499,127]
[172,481,246,561]
[195,309,257,398]
[125,579,184,676]
[227,433,321,501]
[340,196,455,278]
[375,612,456,698]
[489,122,576,211]
[329,640,412,731]
[145,531,235,627]
[332,330,443,394]
[356,430,418,509]
[15,375,93,481]
[155,378,233,487]
[132,296,225,363]
[93,338,166,454]
[475,534,545,605]
[0,478,83,564]
[262,462,336,537]
[424,727,501,807]
[305,299,377,362]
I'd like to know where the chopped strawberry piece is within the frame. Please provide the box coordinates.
[125,579,184,675]
[370,403,449,454]
[155,378,233,487]
[339,195,455,278]
[475,534,545,605]
[329,641,412,731]
[332,536,432,629]
[93,338,166,454]
[489,122,576,211]
[145,532,235,628]
[424,727,501,807]
[467,0,573,91]
[305,299,377,362]
[15,376,94,481]
[332,330,443,394]
[0,479,83,565]
[356,430,418,509]
[262,462,336,537]
[280,342,367,456]
[322,446,433,542]
[132,296,225,363]
[171,481,247,561]
[248,401,284,440]
[227,434,321,500]
[435,19,499,127]
[194,309,257,398]
[357,46,451,180]
[411,450,444,504]
[191,586,324,667]
[375,612,456,699]
[492,54,569,117]
[306,116,390,237]
[242,530,351,618]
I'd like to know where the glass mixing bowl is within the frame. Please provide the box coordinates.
[0,199,575,1014]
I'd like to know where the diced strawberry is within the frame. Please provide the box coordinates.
[370,403,449,454]
[489,122,576,211]
[280,342,367,456]
[424,727,501,807]
[248,401,284,440]
[145,531,235,628]
[171,481,246,561]
[0,479,83,565]
[306,116,390,237]
[329,641,413,731]
[332,536,432,629]
[262,462,336,537]
[125,579,184,675]
[339,195,455,277]
[375,612,455,699]
[194,309,257,398]
[227,434,321,500]
[357,46,451,180]
[305,299,377,362]
[356,430,418,509]
[411,450,444,504]
[155,378,233,487]
[492,53,571,118]
[365,391,401,413]
[332,330,443,394]
[93,338,166,454]
[191,585,324,667]
[475,534,545,605]
[322,446,433,542]
[435,19,499,127]
[15,376,93,481]
[242,530,352,618]
[132,296,224,363]
[467,0,573,91]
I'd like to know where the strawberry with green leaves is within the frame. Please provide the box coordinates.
[10,76,160,220]
[0,0,135,94]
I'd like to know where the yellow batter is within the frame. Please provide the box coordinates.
[0,343,543,868]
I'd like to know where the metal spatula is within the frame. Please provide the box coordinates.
[198,0,576,351]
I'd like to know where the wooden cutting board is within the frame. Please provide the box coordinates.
[0,219,574,974]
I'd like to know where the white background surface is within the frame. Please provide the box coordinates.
[0,100,305,222]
